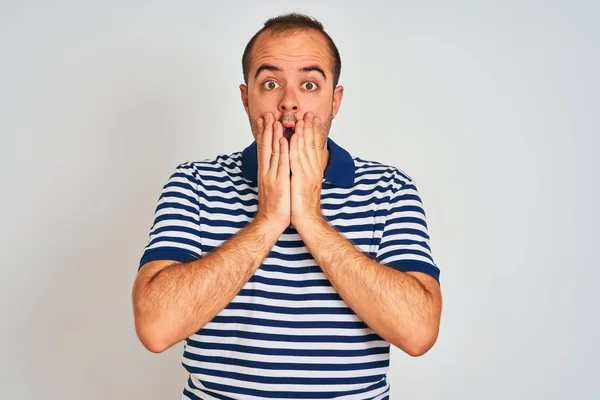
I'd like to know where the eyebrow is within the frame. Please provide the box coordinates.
[254,64,327,80]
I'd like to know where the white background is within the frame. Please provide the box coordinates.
[1,0,598,399]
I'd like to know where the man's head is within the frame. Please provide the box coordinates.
[240,13,343,149]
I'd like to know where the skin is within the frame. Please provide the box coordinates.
[132,27,442,357]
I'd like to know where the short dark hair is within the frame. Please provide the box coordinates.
[242,13,342,87]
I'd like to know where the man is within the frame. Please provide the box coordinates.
[132,13,442,400]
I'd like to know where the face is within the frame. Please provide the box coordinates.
[240,29,344,150]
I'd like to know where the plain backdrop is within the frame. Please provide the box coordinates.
[1,1,598,399]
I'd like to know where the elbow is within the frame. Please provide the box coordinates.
[392,325,440,357]
[132,285,174,353]
[133,303,176,353]
[404,337,436,357]
[134,316,171,353]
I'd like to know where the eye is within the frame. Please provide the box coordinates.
[301,81,318,91]
[263,81,280,90]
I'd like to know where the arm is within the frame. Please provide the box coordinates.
[132,217,281,353]
[134,113,291,353]
[296,216,442,357]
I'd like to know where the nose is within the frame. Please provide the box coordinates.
[278,86,299,112]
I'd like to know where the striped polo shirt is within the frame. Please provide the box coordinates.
[139,137,440,400]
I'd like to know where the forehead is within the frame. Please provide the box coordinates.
[250,29,332,75]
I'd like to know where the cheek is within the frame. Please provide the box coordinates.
[248,92,279,117]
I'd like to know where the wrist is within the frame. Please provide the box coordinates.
[252,216,288,237]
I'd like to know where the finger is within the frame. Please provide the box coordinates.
[313,115,322,167]
[270,120,283,174]
[289,124,300,176]
[304,112,318,172]
[256,117,265,173]
[259,113,274,176]
[277,135,290,180]
[296,120,310,175]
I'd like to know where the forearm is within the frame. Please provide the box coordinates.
[134,217,281,352]
[296,217,439,356]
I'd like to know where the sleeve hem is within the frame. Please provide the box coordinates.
[138,248,201,271]
[381,259,440,284]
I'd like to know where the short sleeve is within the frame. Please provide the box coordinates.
[375,178,440,284]
[138,163,202,270]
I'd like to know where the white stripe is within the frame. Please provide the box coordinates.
[202,322,372,337]
[154,206,199,220]
[377,242,432,259]
[380,253,434,265]
[186,372,383,394]
[145,241,199,254]
[244,281,337,295]
[253,269,326,282]
[230,296,347,309]
[218,308,362,322]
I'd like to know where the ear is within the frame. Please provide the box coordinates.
[240,84,249,115]
[332,85,344,119]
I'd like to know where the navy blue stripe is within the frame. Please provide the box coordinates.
[383,227,430,240]
[146,235,201,250]
[183,364,386,385]
[393,192,421,202]
[323,209,382,222]
[248,275,332,289]
[376,238,431,253]
[238,289,342,302]
[396,182,417,192]
[197,329,383,343]
[383,260,440,283]
[153,213,199,225]
[163,177,198,191]
[226,302,353,315]
[151,225,201,238]
[257,250,316,262]
[386,216,428,227]
[199,170,393,187]
[156,201,199,216]
[184,353,389,372]
[167,172,197,186]
[184,378,237,400]
[198,207,387,223]
[198,192,390,210]
[201,219,249,229]
[378,247,434,263]
[185,338,390,357]
[388,204,425,215]
[211,316,368,330]
[139,248,199,269]
[259,264,323,275]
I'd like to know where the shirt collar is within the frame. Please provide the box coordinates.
[241,137,355,188]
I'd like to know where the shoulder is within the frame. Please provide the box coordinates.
[352,156,415,191]
[172,150,244,184]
